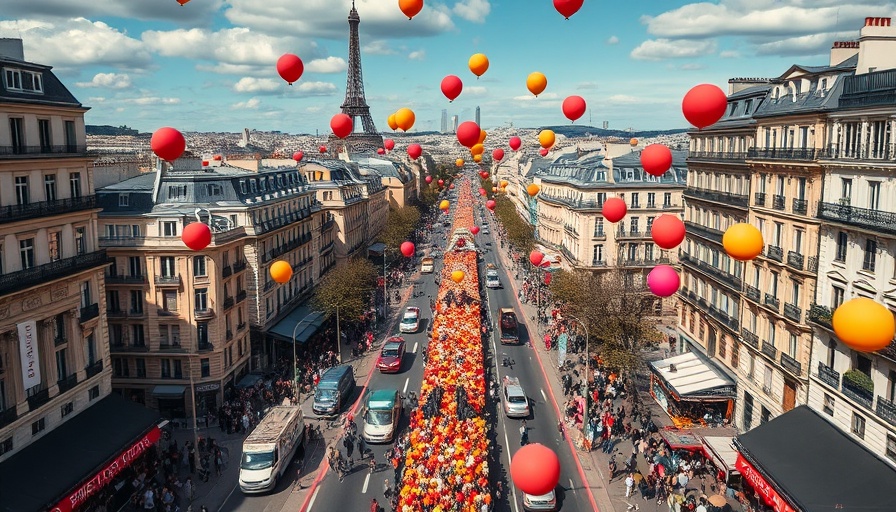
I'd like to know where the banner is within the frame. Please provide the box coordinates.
[17,320,40,390]
[557,332,569,367]
[735,453,796,512]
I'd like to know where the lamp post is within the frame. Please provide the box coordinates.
[188,356,202,472]
[292,312,316,402]
[564,314,590,446]
[383,247,389,314]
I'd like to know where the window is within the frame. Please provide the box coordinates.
[9,118,24,153]
[19,238,35,269]
[131,324,145,347]
[85,333,96,366]
[4,68,43,92]
[646,217,655,232]
[769,270,779,297]
[64,121,76,151]
[129,256,142,277]
[742,392,754,429]
[592,245,603,263]
[193,256,206,277]
[863,239,877,271]
[53,314,66,344]
[663,193,672,207]
[162,221,177,237]
[823,394,835,415]
[763,364,773,393]
[135,358,146,378]
[201,358,210,377]
[744,99,753,115]
[629,217,639,233]
[887,435,896,464]
[48,231,61,262]
[0,438,12,456]
[647,192,656,207]
[89,385,100,400]
[841,178,852,202]
[113,358,128,377]
[69,173,81,198]
[869,181,881,210]
[118,194,129,207]
[160,257,176,277]
[44,174,56,201]
[888,370,896,403]
[835,232,847,262]
[760,407,771,425]
[80,281,91,308]
[631,193,639,208]
[163,290,177,313]
[174,360,183,379]
[788,333,798,358]
[61,401,74,418]
[791,280,801,306]
[130,290,143,314]
[32,418,46,436]
[197,322,209,349]
[56,348,68,380]
[594,219,604,237]
[74,227,85,255]
[38,119,51,151]
[14,176,29,205]
[731,341,739,368]
[161,359,171,378]
[195,288,208,310]
[851,413,866,439]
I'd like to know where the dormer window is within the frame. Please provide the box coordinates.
[728,103,737,116]
[744,99,753,115]
[3,68,43,93]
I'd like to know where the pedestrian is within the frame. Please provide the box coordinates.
[214,449,224,476]
[188,443,196,474]
[625,473,635,498]
[519,422,528,446]
[241,413,250,433]
[357,435,366,460]
[557,419,564,440]
[183,477,194,504]
[383,479,392,498]
[344,434,355,464]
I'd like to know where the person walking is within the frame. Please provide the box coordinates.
[625,473,635,498]
[519,422,529,446]
[357,435,367,460]
[344,434,355,465]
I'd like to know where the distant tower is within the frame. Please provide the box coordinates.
[330,1,382,154]
[602,121,609,130]
[238,128,250,148]
[441,109,448,133]
[475,106,481,126]
[452,115,459,133]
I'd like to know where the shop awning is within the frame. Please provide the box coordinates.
[659,429,705,452]
[268,305,326,343]
[0,393,161,512]
[735,405,896,512]
[152,385,186,398]
[648,352,735,400]
[702,436,739,481]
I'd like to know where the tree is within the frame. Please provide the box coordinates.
[550,268,663,375]
[378,205,421,251]
[493,195,535,253]
[312,257,377,361]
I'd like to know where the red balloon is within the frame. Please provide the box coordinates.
[384,139,395,151]
[511,443,561,496]
[682,83,727,129]
[330,113,353,139]
[652,214,686,250]
[441,75,463,102]
[292,151,304,162]
[376,148,385,155]
[407,143,422,160]
[182,222,211,251]
[276,53,304,84]
[602,197,627,223]
[457,121,481,148]
[151,127,186,162]
[400,241,415,257]
[471,226,480,235]
[479,187,487,196]
[486,199,496,211]
[213,155,222,161]
[509,136,522,151]
[481,171,489,179]
[562,95,587,122]
[539,148,549,157]
[553,0,584,19]
[492,148,505,162]
[425,175,433,183]
[529,250,544,266]
[641,144,673,177]
[449,183,455,190]
[438,179,444,186]
[456,239,466,248]
[318,145,327,154]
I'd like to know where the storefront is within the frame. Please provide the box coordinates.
[648,351,735,427]
[195,382,220,417]
[701,435,740,485]
[734,405,896,512]
[0,394,162,512]
[152,384,186,419]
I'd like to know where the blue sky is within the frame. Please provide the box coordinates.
[1,0,893,133]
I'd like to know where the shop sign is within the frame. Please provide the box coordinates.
[735,453,796,512]
[52,426,161,512]
[195,383,220,393]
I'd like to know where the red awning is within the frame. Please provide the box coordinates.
[735,453,796,512]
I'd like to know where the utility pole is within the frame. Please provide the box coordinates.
[188,357,202,472]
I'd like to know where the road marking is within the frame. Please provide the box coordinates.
[307,487,321,512]
[569,478,576,494]
[403,377,409,394]
[412,342,418,354]
[217,483,238,512]
[540,389,547,402]
[503,430,521,512]
[362,472,371,493]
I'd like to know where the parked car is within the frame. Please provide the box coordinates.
[376,337,406,373]
[400,307,421,333]
[502,376,530,418]
[522,489,557,511]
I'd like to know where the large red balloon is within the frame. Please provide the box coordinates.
[441,75,463,102]
[511,444,561,496]
[276,53,304,85]
[384,139,395,151]
[640,144,673,177]
[602,197,627,223]
[529,250,544,266]
[492,148,505,162]
[651,214,686,250]
[330,113,353,139]
[407,143,422,160]
[561,95,587,122]
[486,199,496,211]
[292,151,304,162]
[682,84,727,129]
[553,0,584,19]
[471,226,480,235]
[509,136,522,151]
[457,121,482,148]
[151,127,186,162]
[425,175,433,184]
[182,222,211,251]
[400,241,415,257]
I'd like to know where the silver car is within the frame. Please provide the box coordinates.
[502,376,530,418]
[523,490,557,511]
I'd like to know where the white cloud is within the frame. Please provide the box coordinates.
[76,72,132,89]
[719,50,740,58]
[233,77,281,93]
[606,35,619,45]
[605,94,641,104]
[363,40,396,55]
[295,81,338,95]
[126,97,181,106]
[679,63,703,70]
[755,31,859,56]
[513,92,559,101]
[232,98,261,109]
[464,86,488,96]
[453,0,491,23]
[305,56,347,73]
[577,82,599,90]
[630,39,717,60]
[408,50,426,61]
[0,0,224,23]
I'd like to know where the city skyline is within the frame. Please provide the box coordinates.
[0,1,892,134]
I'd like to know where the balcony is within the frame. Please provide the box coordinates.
[105,274,147,285]
[0,250,107,296]
[766,245,783,262]
[761,339,778,360]
[792,198,808,215]
[321,241,335,253]
[155,274,181,287]
[222,265,232,278]
[195,308,215,320]
[563,224,579,236]
[79,303,99,323]
[741,328,759,349]
[772,195,786,211]
[591,231,607,241]
[57,373,79,393]
[683,221,724,244]
[683,188,749,208]
[237,290,247,303]
[842,378,874,409]
[106,308,126,318]
[745,284,761,303]
[780,352,802,377]
[839,68,896,110]
[0,144,88,159]
[27,387,50,411]
[691,256,742,291]
[817,202,896,236]
[538,193,603,210]
[764,293,780,312]
[198,342,213,352]
[0,195,97,225]
[687,151,747,161]
[817,362,840,388]
[85,360,104,378]
[616,228,644,240]
[754,192,767,207]
[786,251,804,270]
[233,260,247,272]
[0,407,17,428]
[783,302,802,323]
[223,297,234,309]
[708,305,739,332]
[226,330,233,340]
[747,147,820,161]
[808,304,833,329]
[876,396,896,427]
[559,245,577,265]
[237,321,247,330]
[212,226,247,245]
[591,259,607,267]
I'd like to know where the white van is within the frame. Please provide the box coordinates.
[239,406,304,493]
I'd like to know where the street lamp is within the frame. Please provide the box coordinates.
[188,355,202,472]
[292,312,317,401]
[564,314,590,448]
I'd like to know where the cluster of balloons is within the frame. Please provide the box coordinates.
[387,108,416,131]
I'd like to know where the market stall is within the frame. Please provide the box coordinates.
[648,351,735,427]
[701,435,740,485]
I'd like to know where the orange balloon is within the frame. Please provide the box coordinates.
[723,223,764,261]
[538,129,555,149]
[833,298,896,353]
[387,113,398,131]
[500,179,508,188]
[394,108,416,131]
[456,158,464,167]
[269,260,293,284]
[468,53,489,77]
[470,144,485,156]
[478,129,487,145]
[398,0,423,19]
[630,138,639,146]
[527,184,540,197]
[451,270,465,283]
[439,200,450,211]
[473,154,483,163]
[526,72,548,96]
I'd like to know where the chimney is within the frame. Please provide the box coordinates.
[727,77,772,95]
[0,38,25,61]
[857,16,896,74]
[830,40,860,66]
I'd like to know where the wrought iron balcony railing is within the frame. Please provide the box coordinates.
[817,202,896,236]
[683,188,749,208]
[0,144,88,158]
[747,147,820,161]
[787,251,804,270]
[780,352,802,377]
[0,195,97,225]
[817,362,840,388]
[783,302,802,323]
[0,250,107,296]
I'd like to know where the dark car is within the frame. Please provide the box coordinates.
[377,337,407,373]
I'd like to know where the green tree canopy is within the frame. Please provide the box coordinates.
[493,195,535,253]
[312,257,377,322]
[379,205,421,251]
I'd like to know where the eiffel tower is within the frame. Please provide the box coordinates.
[329,1,383,154]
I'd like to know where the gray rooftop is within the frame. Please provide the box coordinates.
[0,55,83,108]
